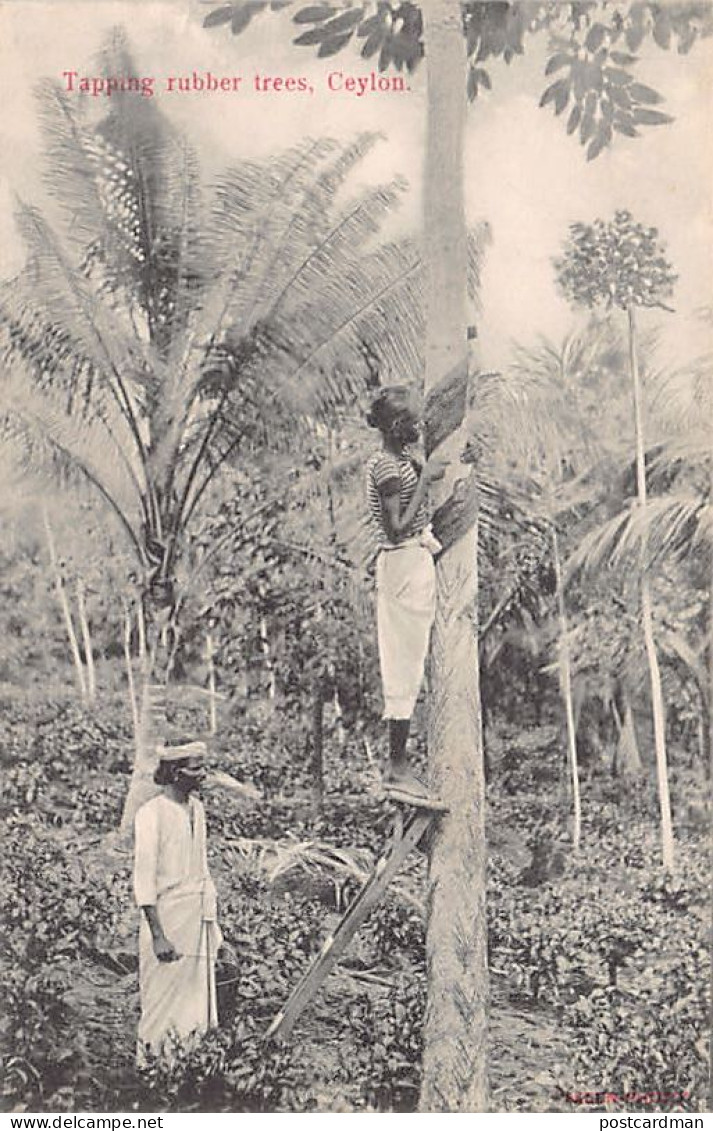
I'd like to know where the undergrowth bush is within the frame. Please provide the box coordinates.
[132,1019,318,1112]
[344,977,425,1111]
[1,686,709,1113]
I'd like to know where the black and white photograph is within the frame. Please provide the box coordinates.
[0,0,711,1116]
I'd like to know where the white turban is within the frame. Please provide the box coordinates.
[155,740,207,763]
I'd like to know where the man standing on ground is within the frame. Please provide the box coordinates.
[134,740,222,1060]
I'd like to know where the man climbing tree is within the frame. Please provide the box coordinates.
[364,384,448,806]
[201,0,713,1111]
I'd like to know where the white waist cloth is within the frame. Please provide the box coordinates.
[137,880,222,1059]
[376,542,436,719]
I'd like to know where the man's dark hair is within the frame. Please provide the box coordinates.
[366,385,413,435]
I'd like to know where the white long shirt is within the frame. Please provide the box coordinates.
[134,793,215,912]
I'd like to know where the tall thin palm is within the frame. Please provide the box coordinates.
[556,213,678,871]
[574,349,712,776]
[502,323,625,848]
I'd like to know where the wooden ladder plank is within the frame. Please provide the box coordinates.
[266,809,434,1041]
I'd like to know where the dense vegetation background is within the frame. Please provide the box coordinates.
[1,299,709,1111]
[0,11,710,1114]
[0,618,708,1111]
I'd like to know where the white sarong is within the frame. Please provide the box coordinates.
[134,795,222,1060]
[137,884,221,1057]
[376,542,436,719]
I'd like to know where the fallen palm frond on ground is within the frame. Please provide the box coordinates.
[223,834,425,914]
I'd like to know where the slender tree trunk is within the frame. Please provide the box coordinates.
[333,686,347,751]
[420,0,488,1111]
[122,601,140,741]
[206,631,218,735]
[616,698,643,777]
[137,598,147,665]
[628,305,674,871]
[310,673,325,813]
[164,621,182,683]
[640,575,674,864]
[42,508,87,700]
[694,711,704,771]
[259,615,276,700]
[75,577,96,703]
[552,526,581,851]
[121,677,159,831]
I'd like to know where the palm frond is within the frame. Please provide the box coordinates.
[505,324,616,474]
[565,505,637,580]
[234,133,393,322]
[643,493,712,562]
[0,377,144,560]
[280,238,422,411]
[228,835,423,913]
[566,493,710,581]
[35,80,110,249]
[37,41,199,349]
[262,222,488,427]
[266,176,409,320]
[650,352,713,434]
[12,203,132,378]
[183,138,340,364]
[656,627,708,702]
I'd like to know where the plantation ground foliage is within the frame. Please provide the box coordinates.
[0,683,708,1114]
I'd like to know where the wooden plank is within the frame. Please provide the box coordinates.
[266,810,434,1041]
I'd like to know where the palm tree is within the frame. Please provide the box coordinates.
[571,350,712,781]
[555,212,678,871]
[503,323,636,847]
[0,29,441,828]
[651,347,712,778]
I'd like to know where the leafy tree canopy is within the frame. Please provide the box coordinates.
[202,1,713,159]
[555,211,677,312]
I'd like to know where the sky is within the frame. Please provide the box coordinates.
[0,0,711,371]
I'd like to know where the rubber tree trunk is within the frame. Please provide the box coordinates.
[137,599,147,664]
[628,305,674,871]
[260,615,276,701]
[310,673,325,813]
[206,631,218,735]
[43,508,87,701]
[419,0,489,1111]
[76,577,96,703]
[122,600,140,741]
[552,526,581,851]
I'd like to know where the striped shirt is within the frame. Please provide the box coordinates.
[366,450,429,552]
